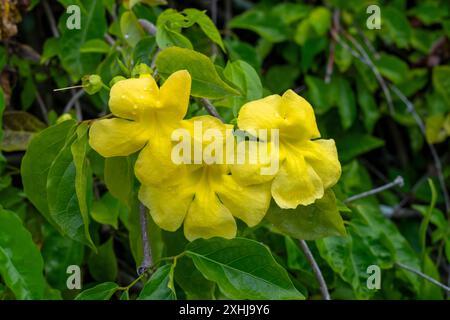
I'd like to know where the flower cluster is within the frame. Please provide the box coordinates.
[89,71,341,241]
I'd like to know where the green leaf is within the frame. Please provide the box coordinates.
[433,65,450,105]
[1,111,46,152]
[104,157,134,205]
[21,120,77,231]
[88,238,118,282]
[356,81,380,133]
[264,65,300,94]
[156,47,240,99]
[317,231,378,299]
[79,39,110,53]
[42,228,85,291]
[75,282,119,300]
[374,53,408,84]
[71,123,95,249]
[120,11,145,47]
[335,77,356,129]
[228,9,288,43]
[337,133,384,163]
[41,38,59,63]
[221,60,262,115]
[183,9,225,51]
[46,124,94,248]
[186,237,304,300]
[308,7,331,36]
[133,36,157,66]
[91,192,123,229]
[272,3,311,25]
[156,9,193,49]
[382,7,411,48]
[58,0,107,81]
[174,256,215,299]
[305,76,334,115]
[265,190,346,240]
[138,264,176,300]
[0,208,46,299]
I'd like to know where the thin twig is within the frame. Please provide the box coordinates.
[224,0,232,38]
[325,10,339,83]
[396,262,450,292]
[63,89,84,114]
[345,176,404,203]
[42,0,59,38]
[298,240,330,300]
[341,30,394,114]
[72,89,83,121]
[35,92,49,124]
[199,98,224,122]
[390,86,450,215]
[104,34,116,46]
[139,19,157,36]
[137,203,153,275]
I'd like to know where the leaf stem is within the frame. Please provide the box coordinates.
[298,240,330,300]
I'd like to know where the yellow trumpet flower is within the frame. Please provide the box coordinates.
[89,70,191,185]
[233,90,341,209]
[138,116,271,241]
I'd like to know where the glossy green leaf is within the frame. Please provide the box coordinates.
[337,133,384,163]
[46,124,94,248]
[75,282,119,300]
[58,0,107,81]
[0,208,46,299]
[138,264,176,300]
[71,123,95,249]
[222,60,262,115]
[374,53,408,84]
[335,77,356,129]
[120,11,145,47]
[1,111,46,152]
[21,120,77,231]
[186,237,304,300]
[265,190,346,240]
[79,39,110,53]
[229,9,288,43]
[183,9,225,51]
[91,192,123,229]
[433,65,450,104]
[104,156,134,205]
[88,238,118,282]
[41,228,85,291]
[156,47,240,99]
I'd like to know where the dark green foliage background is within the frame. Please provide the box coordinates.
[0,0,449,300]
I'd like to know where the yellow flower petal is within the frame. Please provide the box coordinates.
[139,183,193,232]
[279,90,320,140]
[184,190,237,241]
[230,140,282,186]
[271,151,324,209]
[237,94,283,138]
[237,90,320,141]
[216,175,271,227]
[301,139,341,189]
[108,74,159,121]
[158,70,192,121]
[134,132,183,185]
[89,118,149,157]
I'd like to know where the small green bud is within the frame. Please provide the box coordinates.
[131,63,152,78]
[82,74,103,95]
